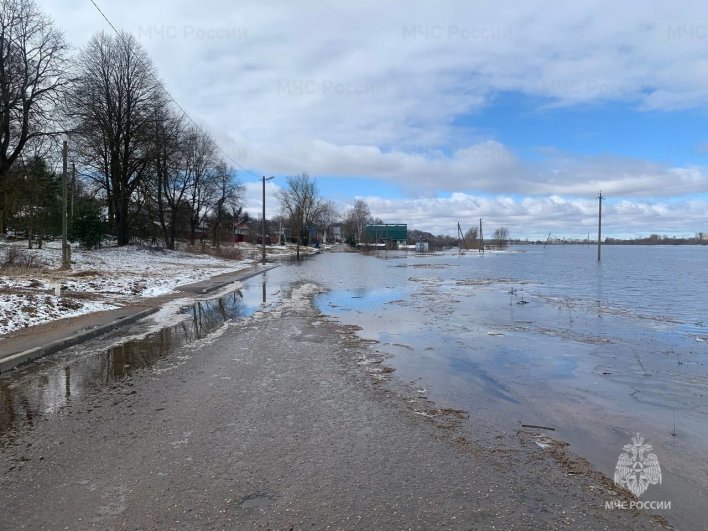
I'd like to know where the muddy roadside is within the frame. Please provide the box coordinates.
[0,283,669,529]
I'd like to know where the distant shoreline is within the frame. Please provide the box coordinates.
[511,241,708,246]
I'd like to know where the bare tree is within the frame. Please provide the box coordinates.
[316,199,339,244]
[183,125,218,244]
[68,31,161,245]
[0,0,68,233]
[277,173,324,260]
[149,97,186,249]
[493,227,509,248]
[343,198,370,245]
[463,226,478,249]
[210,162,243,249]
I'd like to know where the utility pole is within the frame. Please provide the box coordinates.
[261,176,275,264]
[597,191,603,261]
[61,141,71,269]
[71,162,76,227]
[479,218,484,253]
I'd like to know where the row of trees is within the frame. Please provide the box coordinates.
[605,234,708,245]
[0,0,510,253]
[0,0,243,249]
[461,226,509,249]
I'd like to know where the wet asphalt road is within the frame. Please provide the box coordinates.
[0,287,665,530]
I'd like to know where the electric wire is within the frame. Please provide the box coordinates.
[88,0,263,181]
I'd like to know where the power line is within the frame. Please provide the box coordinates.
[88,0,262,180]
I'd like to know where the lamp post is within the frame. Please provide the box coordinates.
[262,176,275,264]
[61,140,71,269]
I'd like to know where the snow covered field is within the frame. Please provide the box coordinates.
[0,242,257,338]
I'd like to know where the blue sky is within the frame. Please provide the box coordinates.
[39,0,708,239]
[314,92,708,199]
[466,93,708,165]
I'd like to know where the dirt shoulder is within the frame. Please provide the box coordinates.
[0,284,668,529]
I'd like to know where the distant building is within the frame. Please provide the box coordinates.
[331,224,342,243]
[233,223,249,243]
[363,224,407,249]
[415,241,429,253]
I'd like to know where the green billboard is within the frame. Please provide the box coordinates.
[364,224,407,242]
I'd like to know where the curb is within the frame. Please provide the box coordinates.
[191,265,280,294]
[0,264,282,374]
[0,307,159,373]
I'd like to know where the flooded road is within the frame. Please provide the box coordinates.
[0,272,282,438]
[292,248,706,529]
[1,247,706,528]
[1,281,657,530]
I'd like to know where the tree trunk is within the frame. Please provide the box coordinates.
[116,192,131,245]
[0,189,5,234]
[168,221,177,251]
[156,171,171,249]
[189,218,197,245]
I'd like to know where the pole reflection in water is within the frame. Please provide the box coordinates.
[0,286,256,439]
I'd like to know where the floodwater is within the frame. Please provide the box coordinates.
[0,274,280,436]
[1,246,706,528]
[301,247,707,529]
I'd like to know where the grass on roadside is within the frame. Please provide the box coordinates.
[0,245,45,274]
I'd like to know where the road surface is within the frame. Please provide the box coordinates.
[0,284,666,529]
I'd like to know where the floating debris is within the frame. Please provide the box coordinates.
[533,435,553,449]
[522,423,556,431]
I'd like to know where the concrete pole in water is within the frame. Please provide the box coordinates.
[597,191,603,261]
[261,176,274,264]
[479,218,484,253]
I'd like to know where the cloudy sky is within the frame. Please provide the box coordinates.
[39,0,708,238]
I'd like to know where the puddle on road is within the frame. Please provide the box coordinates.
[240,494,276,509]
[0,274,280,437]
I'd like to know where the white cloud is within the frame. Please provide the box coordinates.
[360,193,708,239]
[237,138,708,197]
[241,179,282,220]
[36,0,708,229]
[43,0,708,143]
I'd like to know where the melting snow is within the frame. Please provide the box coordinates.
[0,242,254,338]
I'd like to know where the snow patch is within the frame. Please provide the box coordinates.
[0,243,253,338]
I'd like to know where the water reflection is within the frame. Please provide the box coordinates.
[0,285,265,437]
[305,249,708,530]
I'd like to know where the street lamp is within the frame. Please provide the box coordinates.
[61,139,71,269]
[262,176,275,264]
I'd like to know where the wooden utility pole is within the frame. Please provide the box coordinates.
[457,222,465,251]
[597,191,603,261]
[61,141,71,269]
